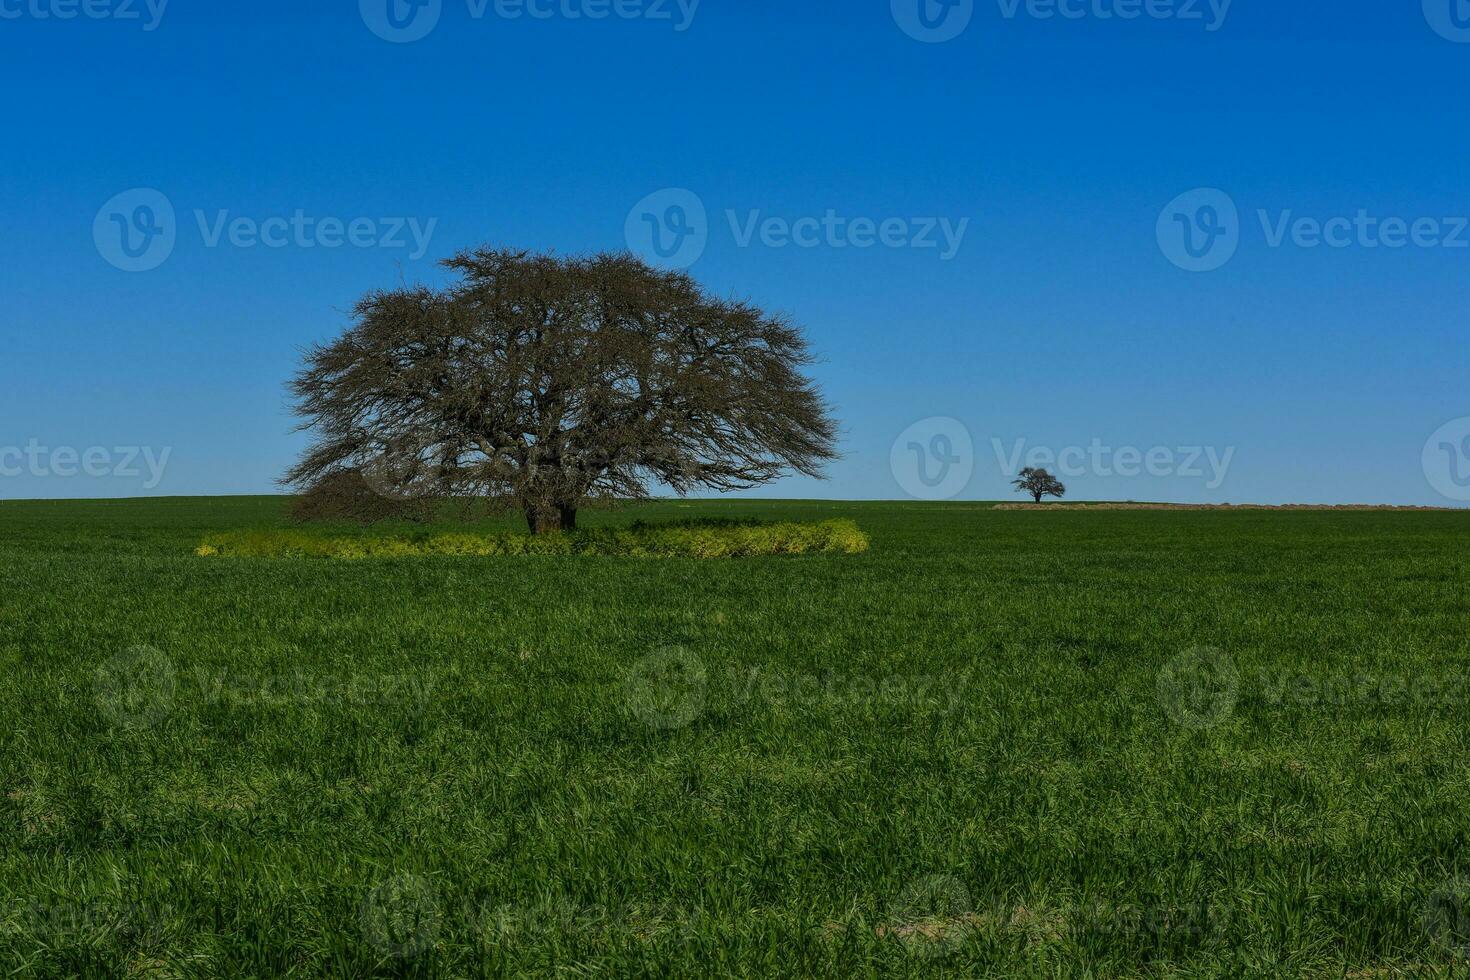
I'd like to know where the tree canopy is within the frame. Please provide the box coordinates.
[285,248,838,532]
[1012,467,1067,504]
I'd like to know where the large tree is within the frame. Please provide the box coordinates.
[284,248,838,532]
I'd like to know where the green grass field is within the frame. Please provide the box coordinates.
[3,497,1470,977]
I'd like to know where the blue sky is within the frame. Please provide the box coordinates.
[2,0,1468,504]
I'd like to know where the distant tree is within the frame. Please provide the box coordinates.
[1012,467,1066,504]
[284,247,838,533]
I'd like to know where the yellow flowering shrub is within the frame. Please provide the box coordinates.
[196,519,869,560]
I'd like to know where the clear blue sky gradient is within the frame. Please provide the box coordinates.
[2,0,1467,503]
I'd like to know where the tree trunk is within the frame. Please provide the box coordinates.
[525,502,578,534]
[1032,490,1043,503]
